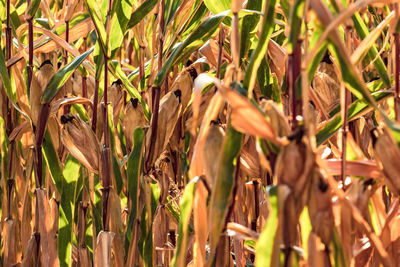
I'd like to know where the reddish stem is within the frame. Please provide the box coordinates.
[92,79,100,131]
[395,32,400,121]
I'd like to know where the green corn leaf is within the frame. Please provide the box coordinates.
[316,91,392,146]
[109,0,134,59]
[138,181,160,267]
[54,13,91,35]
[42,132,80,267]
[287,0,304,54]
[352,12,391,88]
[94,41,104,80]
[171,177,198,267]
[255,186,278,266]
[112,154,123,195]
[25,0,40,20]
[41,47,94,103]
[243,0,277,94]
[154,10,229,87]
[307,26,327,82]
[125,127,145,251]
[42,131,64,193]
[204,0,231,14]
[176,1,208,40]
[165,0,183,29]
[328,43,374,105]
[208,124,243,263]
[83,0,107,56]
[240,0,262,61]
[127,0,158,29]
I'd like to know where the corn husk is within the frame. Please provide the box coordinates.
[169,69,195,110]
[123,98,148,150]
[276,131,314,248]
[95,81,124,140]
[372,128,400,195]
[30,61,55,126]
[308,168,334,245]
[60,114,101,173]
[71,72,95,98]
[146,90,182,166]
[312,62,340,111]
[260,99,290,137]
[275,132,314,198]
[202,121,225,186]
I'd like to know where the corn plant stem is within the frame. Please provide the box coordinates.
[341,26,352,182]
[92,79,99,131]
[5,0,12,136]
[27,0,33,91]
[159,0,166,95]
[101,0,113,231]
[289,40,302,130]
[231,12,240,79]
[395,6,400,121]
[252,180,259,232]
[35,103,50,188]
[82,38,87,98]
[216,27,224,79]
[6,142,15,220]
[158,0,165,72]
[65,21,70,64]
[101,55,111,230]
[226,153,241,225]
[224,152,242,265]
[139,45,145,81]
[283,247,292,267]
[28,19,33,96]
[145,0,164,172]
[5,0,15,220]
[78,185,89,262]
[145,86,160,172]
[324,246,332,267]
[341,87,349,183]
[63,20,70,114]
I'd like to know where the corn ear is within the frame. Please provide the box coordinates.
[60,114,101,173]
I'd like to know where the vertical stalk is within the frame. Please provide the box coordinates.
[231,11,240,80]
[101,57,111,231]
[158,0,166,95]
[301,0,312,139]
[289,40,302,130]
[27,7,34,96]
[145,0,164,172]
[63,20,70,114]
[77,185,89,265]
[65,21,70,64]
[82,38,88,99]
[341,25,352,182]
[145,86,160,172]
[216,27,225,79]
[6,144,15,220]
[5,0,12,135]
[5,0,15,224]
[139,45,145,82]
[92,79,100,131]
[100,0,113,231]
[394,4,400,121]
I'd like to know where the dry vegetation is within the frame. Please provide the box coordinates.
[1,0,400,266]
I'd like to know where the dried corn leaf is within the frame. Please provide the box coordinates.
[36,189,59,267]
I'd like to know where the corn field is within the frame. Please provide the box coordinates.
[2,0,400,266]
